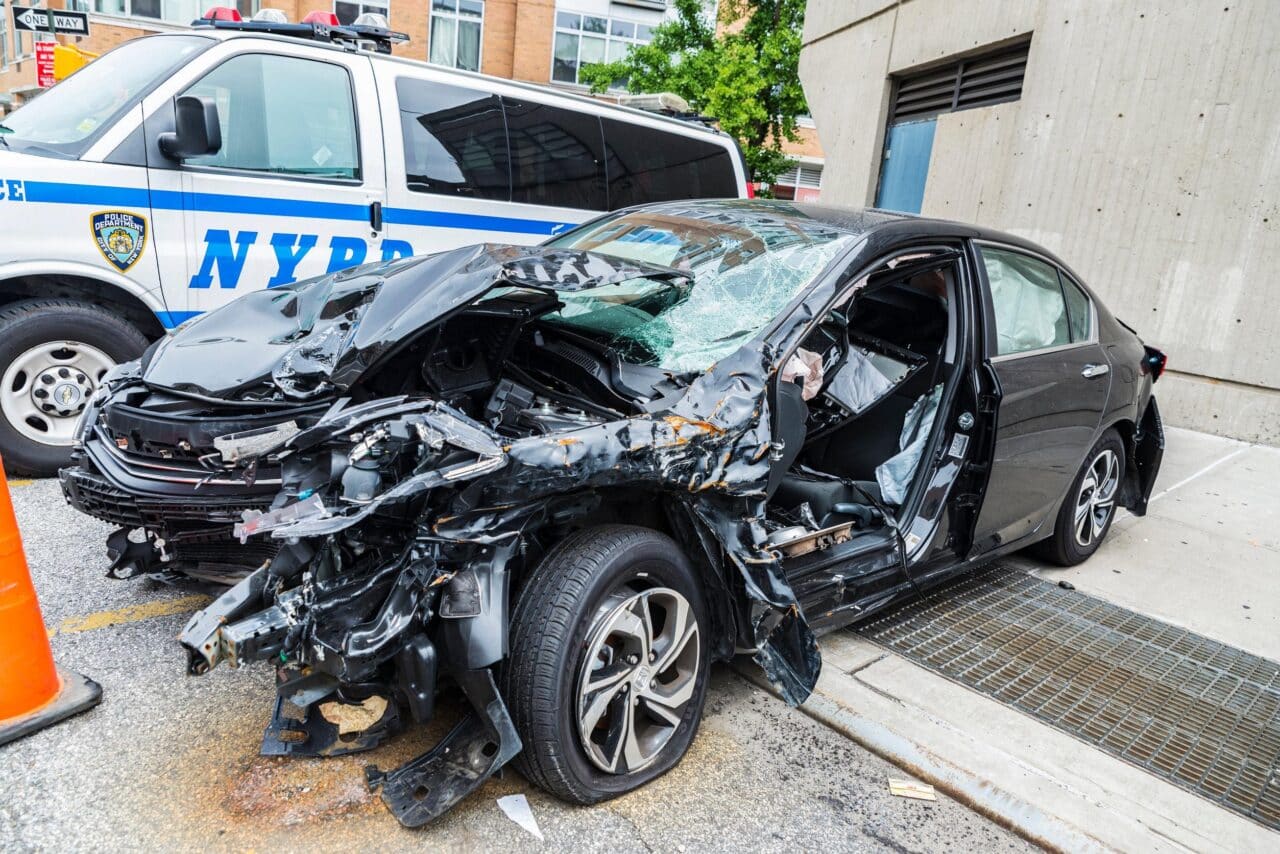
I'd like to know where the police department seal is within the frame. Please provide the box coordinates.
[91,211,147,272]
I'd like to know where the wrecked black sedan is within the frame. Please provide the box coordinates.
[61,200,1165,825]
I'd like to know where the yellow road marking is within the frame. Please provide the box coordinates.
[8,479,34,487]
[48,594,212,638]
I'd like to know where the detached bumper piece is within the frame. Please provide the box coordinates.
[262,672,405,758]
[366,668,522,828]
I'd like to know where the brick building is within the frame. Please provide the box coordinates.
[1,0,822,194]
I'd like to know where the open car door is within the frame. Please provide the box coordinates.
[766,245,993,629]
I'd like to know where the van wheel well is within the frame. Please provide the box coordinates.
[0,275,165,340]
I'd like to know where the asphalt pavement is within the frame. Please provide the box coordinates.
[0,477,1030,853]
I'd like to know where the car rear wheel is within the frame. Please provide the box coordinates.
[0,299,148,476]
[1035,429,1125,566]
[501,525,710,804]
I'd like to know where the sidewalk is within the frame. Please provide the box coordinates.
[772,426,1280,852]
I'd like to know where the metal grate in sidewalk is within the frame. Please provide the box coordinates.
[856,565,1280,831]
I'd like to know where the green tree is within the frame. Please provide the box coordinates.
[579,0,808,188]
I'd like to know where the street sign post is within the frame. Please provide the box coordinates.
[11,6,91,37]
[34,41,55,87]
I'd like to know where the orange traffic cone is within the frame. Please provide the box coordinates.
[0,460,101,746]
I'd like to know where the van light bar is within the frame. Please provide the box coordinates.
[192,6,409,52]
[200,5,242,21]
[301,10,340,26]
[252,8,289,23]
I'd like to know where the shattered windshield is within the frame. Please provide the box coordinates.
[543,208,854,372]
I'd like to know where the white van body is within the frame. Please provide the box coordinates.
[0,29,747,473]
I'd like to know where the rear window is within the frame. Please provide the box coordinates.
[601,117,739,209]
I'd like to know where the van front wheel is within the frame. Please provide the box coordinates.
[0,299,148,476]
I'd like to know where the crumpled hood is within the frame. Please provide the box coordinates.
[141,243,684,401]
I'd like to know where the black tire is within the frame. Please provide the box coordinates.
[501,524,711,805]
[1033,428,1126,567]
[0,299,148,476]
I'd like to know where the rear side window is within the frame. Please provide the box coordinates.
[396,78,509,200]
[184,54,360,180]
[1061,276,1092,342]
[979,246,1070,356]
[601,118,739,209]
[503,99,607,210]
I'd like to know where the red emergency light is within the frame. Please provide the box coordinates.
[301,10,341,26]
[200,6,243,21]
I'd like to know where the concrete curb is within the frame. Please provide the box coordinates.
[733,660,1107,854]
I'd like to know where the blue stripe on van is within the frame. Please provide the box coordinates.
[383,206,567,236]
[21,181,573,235]
[156,310,202,329]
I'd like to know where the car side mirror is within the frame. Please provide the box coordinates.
[158,95,222,160]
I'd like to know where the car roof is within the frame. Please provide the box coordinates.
[160,30,732,141]
[627,199,1077,273]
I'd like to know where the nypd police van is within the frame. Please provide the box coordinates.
[0,9,748,475]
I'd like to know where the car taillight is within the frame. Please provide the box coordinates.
[1142,346,1167,382]
[302,10,341,25]
[201,5,242,20]
[745,182,756,199]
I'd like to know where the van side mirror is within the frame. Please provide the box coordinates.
[158,95,222,160]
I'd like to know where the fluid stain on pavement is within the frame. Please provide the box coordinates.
[220,756,382,825]
[152,694,528,845]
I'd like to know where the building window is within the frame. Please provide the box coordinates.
[1,4,10,71]
[552,11,652,86]
[335,0,388,26]
[771,162,823,202]
[428,0,483,73]
[89,0,256,24]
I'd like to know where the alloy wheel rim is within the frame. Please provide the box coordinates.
[0,341,115,446]
[576,585,700,775]
[1074,448,1120,548]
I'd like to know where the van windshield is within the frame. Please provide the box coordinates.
[0,35,212,157]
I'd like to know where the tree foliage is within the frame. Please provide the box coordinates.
[579,0,808,186]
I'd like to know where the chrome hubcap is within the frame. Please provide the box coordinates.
[1074,448,1120,548]
[0,341,115,446]
[576,586,700,775]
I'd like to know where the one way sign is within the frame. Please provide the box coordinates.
[11,6,91,36]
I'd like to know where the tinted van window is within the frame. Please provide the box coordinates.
[396,78,509,200]
[504,99,606,210]
[601,117,738,209]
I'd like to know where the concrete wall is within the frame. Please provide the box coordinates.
[800,0,1280,443]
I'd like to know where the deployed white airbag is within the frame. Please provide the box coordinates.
[875,384,944,506]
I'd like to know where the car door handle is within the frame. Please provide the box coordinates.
[1082,363,1110,378]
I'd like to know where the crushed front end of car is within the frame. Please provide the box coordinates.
[63,238,826,826]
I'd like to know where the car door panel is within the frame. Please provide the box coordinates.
[971,244,1109,552]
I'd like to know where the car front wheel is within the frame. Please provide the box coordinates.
[502,525,710,804]
[1035,429,1125,566]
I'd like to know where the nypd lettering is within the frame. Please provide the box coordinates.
[0,179,25,201]
[91,211,147,272]
[188,230,415,289]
